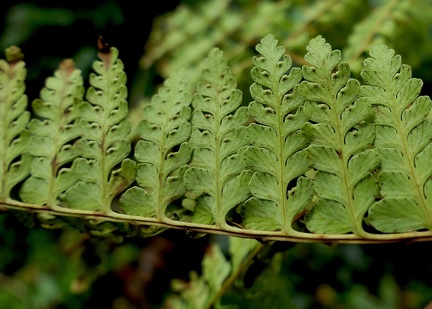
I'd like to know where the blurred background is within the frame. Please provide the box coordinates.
[1,0,432,308]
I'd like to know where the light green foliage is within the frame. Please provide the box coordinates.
[142,0,331,85]
[300,36,379,235]
[0,46,30,202]
[19,59,84,207]
[241,35,314,234]
[183,48,251,228]
[165,237,260,309]
[142,0,432,94]
[280,0,367,57]
[120,70,192,222]
[344,0,432,71]
[362,45,432,232]
[141,0,294,88]
[142,0,233,72]
[3,33,432,243]
[61,45,136,212]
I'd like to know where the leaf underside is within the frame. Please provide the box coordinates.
[2,34,432,244]
[241,34,314,235]
[299,35,379,237]
[60,46,136,213]
[0,47,30,203]
[19,59,84,207]
[361,44,432,233]
[184,47,251,229]
[120,69,192,229]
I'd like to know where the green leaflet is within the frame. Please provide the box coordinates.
[61,44,136,212]
[19,59,84,207]
[362,45,432,232]
[120,69,192,223]
[241,35,314,234]
[299,36,379,235]
[184,48,251,228]
[0,46,30,202]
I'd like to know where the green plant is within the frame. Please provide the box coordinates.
[140,0,432,95]
[2,32,432,244]
[2,1,432,307]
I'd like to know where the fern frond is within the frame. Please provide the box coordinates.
[19,59,84,207]
[183,48,251,228]
[281,0,367,57]
[344,0,397,64]
[241,35,314,235]
[165,237,259,309]
[361,44,432,232]
[141,0,232,70]
[222,0,291,67]
[61,40,136,213]
[299,36,379,236]
[141,0,292,87]
[343,0,432,73]
[141,0,385,91]
[119,69,192,228]
[0,46,31,203]
[5,33,432,243]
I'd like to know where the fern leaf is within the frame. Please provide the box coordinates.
[241,34,314,234]
[61,41,136,212]
[183,48,251,228]
[19,59,84,207]
[0,46,30,202]
[299,35,379,235]
[120,69,192,224]
[362,44,432,232]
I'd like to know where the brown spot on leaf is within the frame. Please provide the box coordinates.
[97,36,112,68]
[58,59,76,79]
